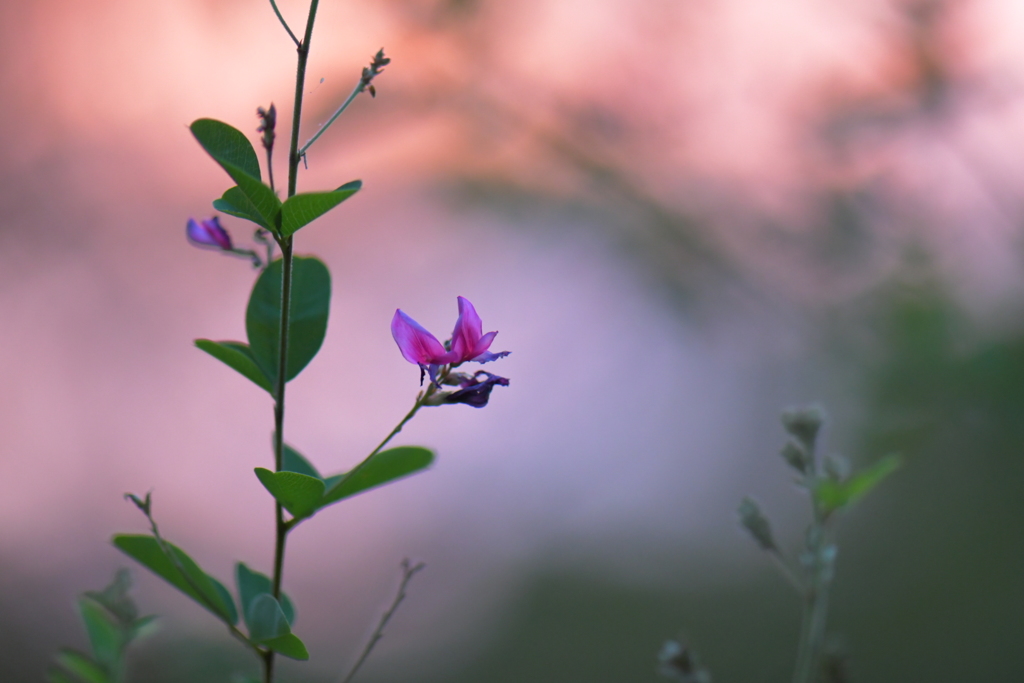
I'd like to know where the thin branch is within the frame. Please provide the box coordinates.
[268,0,300,47]
[334,386,431,491]
[124,494,260,655]
[768,549,805,594]
[340,560,426,683]
[299,49,390,158]
[298,80,364,157]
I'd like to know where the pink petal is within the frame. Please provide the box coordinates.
[450,296,484,362]
[470,330,498,359]
[391,309,448,365]
[186,216,232,250]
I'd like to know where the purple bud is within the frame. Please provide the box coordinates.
[445,371,509,408]
[186,216,233,251]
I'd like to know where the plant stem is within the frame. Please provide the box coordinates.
[372,391,428,457]
[270,236,294,600]
[265,147,276,195]
[791,503,835,683]
[264,3,320,682]
[264,221,293,683]
[139,507,259,655]
[322,393,426,504]
[340,560,425,683]
[268,0,300,47]
[287,0,320,199]
[768,549,805,594]
[298,79,365,157]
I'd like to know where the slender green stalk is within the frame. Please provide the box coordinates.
[271,238,294,601]
[791,548,833,683]
[768,549,805,594]
[268,0,300,47]
[325,375,446,516]
[298,80,365,157]
[328,391,428,501]
[340,560,425,683]
[283,387,434,535]
[287,0,321,198]
[791,490,835,683]
[264,3,320,682]
[371,391,429,457]
[134,503,259,656]
[265,147,276,195]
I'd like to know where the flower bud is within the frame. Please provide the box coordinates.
[823,453,851,482]
[780,404,826,451]
[780,438,811,474]
[737,497,776,552]
[257,103,277,151]
[186,216,233,251]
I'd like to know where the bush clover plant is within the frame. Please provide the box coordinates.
[50,2,509,682]
[657,406,901,683]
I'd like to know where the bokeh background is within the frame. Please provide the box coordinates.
[2,0,1023,681]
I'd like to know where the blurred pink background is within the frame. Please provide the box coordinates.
[3,0,1024,680]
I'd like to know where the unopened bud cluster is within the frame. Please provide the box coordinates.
[257,103,277,151]
[360,49,391,97]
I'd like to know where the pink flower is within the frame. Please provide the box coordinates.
[186,216,233,250]
[391,296,510,385]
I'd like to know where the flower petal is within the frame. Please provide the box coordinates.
[445,372,509,408]
[471,349,511,364]
[450,296,484,362]
[391,309,448,365]
[186,216,233,250]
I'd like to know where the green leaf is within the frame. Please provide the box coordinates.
[262,633,310,660]
[235,563,296,628]
[78,598,122,667]
[320,446,435,508]
[246,594,290,642]
[195,340,273,393]
[83,568,136,625]
[280,181,361,237]
[130,615,159,641]
[112,535,238,625]
[190,120,281,230]
[214,186,272,231]
[189,119,262,181]
[254,468,325,519]
[282,443,323,479]
[46,668,81,683]
[230,172,282,232]
[245,257,331,385]
[814,454,902,516]
[55,649,109,683]
[209,576,240,625]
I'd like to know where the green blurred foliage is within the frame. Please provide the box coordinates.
[108,272,1024,682]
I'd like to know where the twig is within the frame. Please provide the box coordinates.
[299,50,390,158]
[268,0,300,47]
[340,559,426,683]
[768,549,805,594]
[124,494,259,655]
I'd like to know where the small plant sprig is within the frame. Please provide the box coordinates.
[659,405,901,683]
[53,2,513,683]
[47,570,156,683]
